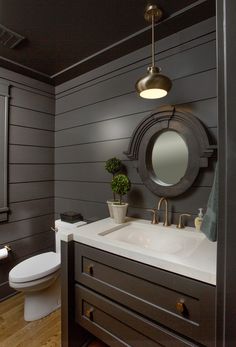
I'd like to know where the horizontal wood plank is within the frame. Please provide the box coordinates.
[55,97,217,132]
[0,214,54,244]
[55,160,216,187]
[56,69,216,117]
[55,181,211,215]
[10,125,54,147]
[9,182,54,203]
[55,17,215,95]
[10,86,55,114]
[10,106,54,131]
[56,34,216,110]
[9,199,54,222]
[9,145,54,164]
[55,138,130,163]
[9,164,54,183]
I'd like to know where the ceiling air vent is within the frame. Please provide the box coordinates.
[0,24,25,49]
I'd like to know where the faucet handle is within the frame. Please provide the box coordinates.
[146,208,158,224]
[176,214,191,229]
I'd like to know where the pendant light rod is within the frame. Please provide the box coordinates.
[151,14,155,67]
[144,3,162,68]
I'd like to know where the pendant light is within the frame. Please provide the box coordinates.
[135,3,172,99]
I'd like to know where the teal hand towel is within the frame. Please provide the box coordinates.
[201,163,218,242]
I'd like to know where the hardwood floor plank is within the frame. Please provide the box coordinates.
[0,293,24,315]
[0,293,107,347]
[0,294,61,347]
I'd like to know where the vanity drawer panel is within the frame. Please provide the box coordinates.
[74,243,215,346]
[76,285,197,347]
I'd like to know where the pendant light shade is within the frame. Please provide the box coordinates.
[136,3,172,99]
[136,66,172,99]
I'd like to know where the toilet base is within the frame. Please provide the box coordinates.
[24,276,61,321]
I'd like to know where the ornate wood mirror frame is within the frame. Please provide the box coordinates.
[125,105,215,197]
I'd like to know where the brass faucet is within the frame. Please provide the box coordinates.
[147,208,158,224]
[176,214,191,229]
[157,197,170,226]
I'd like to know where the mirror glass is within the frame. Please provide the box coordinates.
[151,131,189,186]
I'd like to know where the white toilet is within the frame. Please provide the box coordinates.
[9,219,86,321]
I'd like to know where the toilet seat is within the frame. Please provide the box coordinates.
[9,252,60,283]
[9,270,60,292]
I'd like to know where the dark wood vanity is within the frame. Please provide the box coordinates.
[61,240,216,347]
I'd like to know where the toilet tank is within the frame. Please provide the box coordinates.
[54,219,87,253]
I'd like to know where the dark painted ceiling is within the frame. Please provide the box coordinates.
[0,0,215,85]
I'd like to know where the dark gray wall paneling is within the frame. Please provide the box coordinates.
[10,106,54,131]
[55,181,211,217]
[55,38,216,115]
[0,17,217,302]
[0,215,54,244]
[10,87,55,114]
[9,182,54,203]
[55,69,216,118]
[55,18,216,95]
[55,139,130,164]
[9,145,54,164]
[9,199,54,223]
[0,70,55,301]
[9,164,54,183]
[55,97,216,132]
[55,111,217,148]
[55,18,217,226]
[55,159,216,188]
[10,126,54,147]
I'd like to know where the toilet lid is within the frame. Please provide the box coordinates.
[9,252,60,283]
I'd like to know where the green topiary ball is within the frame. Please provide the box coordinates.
[111,174,131,198]
[105,157,122,175]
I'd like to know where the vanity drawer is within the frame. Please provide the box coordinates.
[74,243,215,346]
[76,285,197,347]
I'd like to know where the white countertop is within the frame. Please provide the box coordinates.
[61,217,217,285]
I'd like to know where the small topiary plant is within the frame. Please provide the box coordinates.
[111,174,131,205]
[105,157,122,176]
[105,157,123,201]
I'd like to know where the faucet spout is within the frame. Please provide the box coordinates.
[157,197,170,227]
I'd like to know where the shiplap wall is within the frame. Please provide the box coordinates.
[0,16,217,301]
[55,17,217,225]
[0,68,55,300]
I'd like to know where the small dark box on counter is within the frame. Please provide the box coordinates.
[60,211,83,223]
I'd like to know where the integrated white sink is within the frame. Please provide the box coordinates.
[68,217,217,285]
[99,222,205,259]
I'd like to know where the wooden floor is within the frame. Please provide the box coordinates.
[0,293,61,347]
[0,294,107,347]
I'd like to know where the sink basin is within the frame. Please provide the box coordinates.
[99,222,205,259]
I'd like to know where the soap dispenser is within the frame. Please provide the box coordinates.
[195,208,203,231]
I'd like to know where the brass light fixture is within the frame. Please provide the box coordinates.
[135,3,172,99]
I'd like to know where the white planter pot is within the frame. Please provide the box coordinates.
[112,203,128,224]
[106,200,118,218]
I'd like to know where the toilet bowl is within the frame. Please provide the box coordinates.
[9,219,87,321]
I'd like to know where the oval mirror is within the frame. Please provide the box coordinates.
[125,106,214,197]
[151,131,189,186]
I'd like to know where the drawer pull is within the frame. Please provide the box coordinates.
[85,307,94,321]
[176,300,186,314]
[87,264,94,276]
